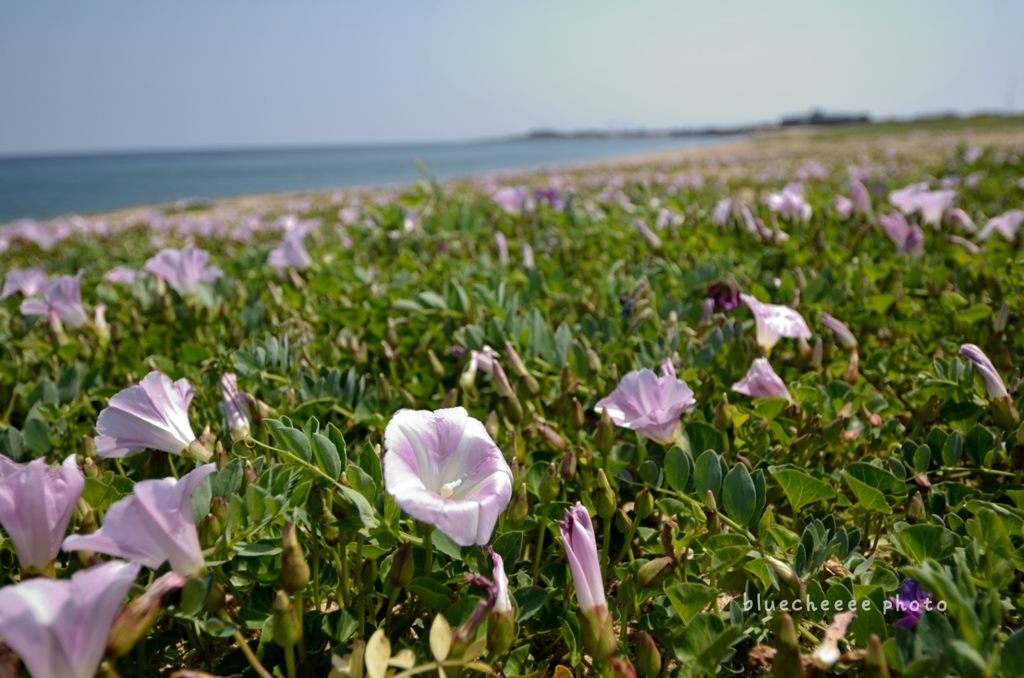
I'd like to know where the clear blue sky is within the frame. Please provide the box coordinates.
[1,0,1022,156]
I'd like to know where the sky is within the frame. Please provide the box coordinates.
[1,0,1022,156]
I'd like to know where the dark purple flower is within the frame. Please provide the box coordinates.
[889,578,936,628]
[705,279,741,312]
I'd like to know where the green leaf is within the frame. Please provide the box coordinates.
[325,423,349,467]
[335,484,379,529]
[664,445,691,492]
[408,577,452,610]
[693,450,722,500]
[964,424,994,467]
[664,582,719,624]
[513,586,549,622]
[771,468,835,513]
[842,462,906,514]
[311,433,342,480]
[1002,627,1024,678]
[942,430,963,467]
[894,524,959,563]
[491,531,523,567]
[322,608,359,643]
[265,419,312,463]
[82,472,135,513]
[211,458,245,499]
[722,463,756,525]
[417,290,449,311]
[685,422,722,456]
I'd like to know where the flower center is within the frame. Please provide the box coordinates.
[438,478,463,499]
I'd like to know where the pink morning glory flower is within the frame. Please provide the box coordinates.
[0,560,141,678]
[94,371,199,459]
[834,196,853,219]
[267,232,312,272]
[978,209,1024,241]
[102,266,141,285]
[740,294,812,354]
[63,464,216,576]
[959,344,1009,399]
[20,271,88,328]
[712,197,734,226]
[144,246,223,296]
[520,242,535,268]
[889,183,956,226]
[948,208,977,234]
[1,266,50,299]
[879,212,924,254]
[593,368,696,445]
[821,312,858,350]
[493,186,530,215]
[635,219,663,248]
[383,407,513,546]
[764,183,812,222]
[494,231,510,265]
[0,454,84,574]
[731,358,792,402]
[850,180,872,215]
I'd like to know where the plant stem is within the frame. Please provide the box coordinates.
[312,518,321,611]
[219,611,273,678]
[423,530,433,576]
[285,644,296,678]
[532,505,549,579]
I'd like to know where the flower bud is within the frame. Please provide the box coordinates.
[487,607,517,657]
[636,632,662,678]
[307,484,324,518]
[210,496,228,527]
[440,387,459,409]
[585,348,602,375]
[281,522,310,593]
[637,556,675,588]
[82,434,97,459]
[271,590,302,649]
[842,348,859,385]
[75,497,98,534]
[578,605,617,661]
[561,365,574,394]
[509,484,529,529]
[381,340,396,362]
[607,363,619,391]
[570,398,585,431]
[492,362,515,399]
[398,387,417,408]
[390,541,415,589]
[609,657,638,678]
[83,457,101,479]
[510,457,528,491]
[485,410,501,441]
[906,493,926,524]
[386,317,400,347]
[995,301,1010,334]
[634,489,654,521]
[198,513,222,550]
[427,349,446,379]
[615,507,633,534]
[865,634,891,678]
[242,461,258,494]
[559,448,578,481]
[595,469,617,519]
[811,337,824,369]
[377,373,392,404]
[765,556,802,592]
[503,392,524,424]
[185,439,213,464]
[537,421,568,451]
[713,393,730,430]
[353,340,369,365]
[107,572,186,658]
[460,359,478,392]
[539,463,561,503]
[596,407,615,456]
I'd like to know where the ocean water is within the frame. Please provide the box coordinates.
[0,136,731,223]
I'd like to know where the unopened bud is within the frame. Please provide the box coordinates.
[487,607,517,657]
[485,411,501,441]
[440,387,459,409]
[107,572,186,658]
[360,558,378,590]
[83,457,101,479]
[82,434,97,459]
[198,513,222,550]
[704,489,718,514]
[493,363,515,399]
[381,340,396,362]
[842,348,859,385]
[607,363,619,391]
[615,507,633,534]
[427,349,445,379]
[906,493,926,524]
[609,657,638,678]
[271,590,302,649]
[559,449,577,480]
[596,407,615,456]
[539,463,561,503]
[185,439,213,464]
[595,469,617,519]
[713,393,730,430]
[634,489,654,521]
[995,301,1010,333]
[504,341,529,377]
[353,340,369,365]
[578,606,617,661]
[386,317,400,347]
[459,359,478,391]
[585,348,602,375]
[637,556,675,588]
[865,634,891,678]
[811,337,824,369]
[75,497,98,534]
[242,461,258,493]
[766,556,802,592]
[510,484,529,529]
[209,496,228,527]
[636,632,662,678]
[503,392,523,424]
[390,541,415,589]
[537,421,568,451]
[377,373,392,404]
[281,522,310,593]
[570,398,585,430]
[561,365,573,394]
[510,458,528,491]
[398,387,417,408]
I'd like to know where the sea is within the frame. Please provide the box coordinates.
[0,136,731,223]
